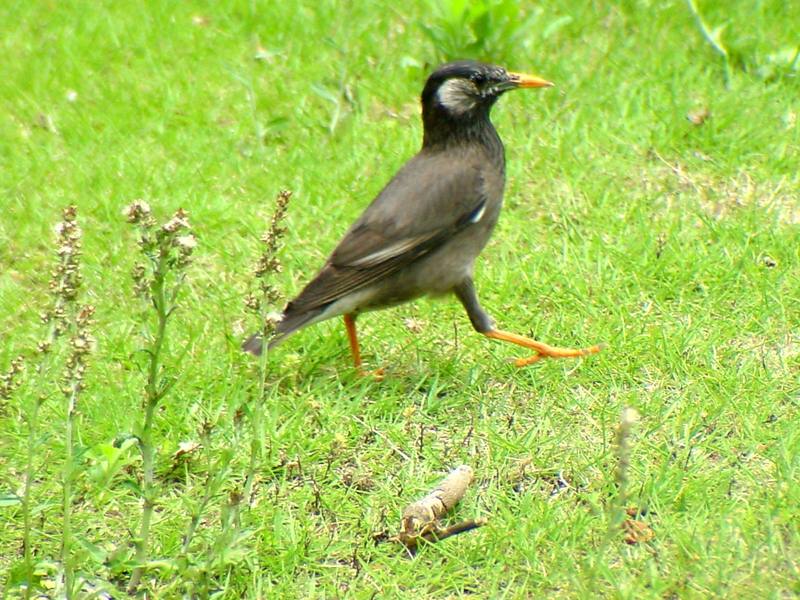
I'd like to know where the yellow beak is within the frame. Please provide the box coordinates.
[507,71,554,89]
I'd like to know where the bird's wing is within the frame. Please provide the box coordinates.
[284,151,490,313]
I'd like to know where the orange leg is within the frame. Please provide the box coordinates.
[454,279,602,368]
[343,314,384,378]
[343,314,363,370]
[485,329,603,367]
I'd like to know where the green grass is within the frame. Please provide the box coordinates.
[2,0,799,597]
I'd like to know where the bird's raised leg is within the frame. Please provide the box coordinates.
[454,278,602,367]
[343,314,384,378]
[484,330,602,366]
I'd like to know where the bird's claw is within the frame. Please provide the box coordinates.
[513,354,544,367]
[357,366,385,380]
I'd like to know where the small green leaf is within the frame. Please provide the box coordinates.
[77,537,109,562]
[0,493,22,507]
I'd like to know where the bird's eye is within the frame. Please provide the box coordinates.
[470,73,487,86]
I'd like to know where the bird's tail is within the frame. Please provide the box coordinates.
[241,333,266,356]
[240,307,325,356]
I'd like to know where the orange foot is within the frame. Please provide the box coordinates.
[485,329,604,367]
[343,314,386,379]
[357,366,385,380]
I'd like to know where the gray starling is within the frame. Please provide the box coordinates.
[244,61,602,371]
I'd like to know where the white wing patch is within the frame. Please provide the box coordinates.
[347,236,430,268]
[468,203,486,223]
[436,78,478,115]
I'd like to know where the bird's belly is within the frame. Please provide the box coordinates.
[361,217,498,309]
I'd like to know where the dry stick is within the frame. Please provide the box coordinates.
[393,465,486,552]
[400,465,474,532]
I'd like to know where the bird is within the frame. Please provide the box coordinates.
[243,60,602,372]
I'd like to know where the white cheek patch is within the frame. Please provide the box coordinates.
[436,78,478,115]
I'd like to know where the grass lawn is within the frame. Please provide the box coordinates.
[1,0,799,597]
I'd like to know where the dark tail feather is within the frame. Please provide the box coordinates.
[241,333,264,356]
[241,307,326,356]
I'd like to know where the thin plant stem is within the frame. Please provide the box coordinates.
[181,487,212,555]
[242,351,269,503]
[180,428,231,556]
[242,190,291,504]
[21,205,89,599]
[22,398,42,600]
[129,254,169,594]
[61,303,94,598]
[607,407,639,539]
[122,203,195,594]
[61,384,78,599]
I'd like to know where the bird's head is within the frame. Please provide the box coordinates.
[421,60,553,122]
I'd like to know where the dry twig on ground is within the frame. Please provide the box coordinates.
[392,465,486,553]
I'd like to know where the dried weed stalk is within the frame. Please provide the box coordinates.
[12,206,94,599]
[243,189,292,348]
[123,201,196,594]
[56,208,95,598]
[241,190,292,502]
[608,407,652,544]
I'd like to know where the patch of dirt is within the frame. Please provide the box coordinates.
[646,155,800,224]
[729,333,800,373]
